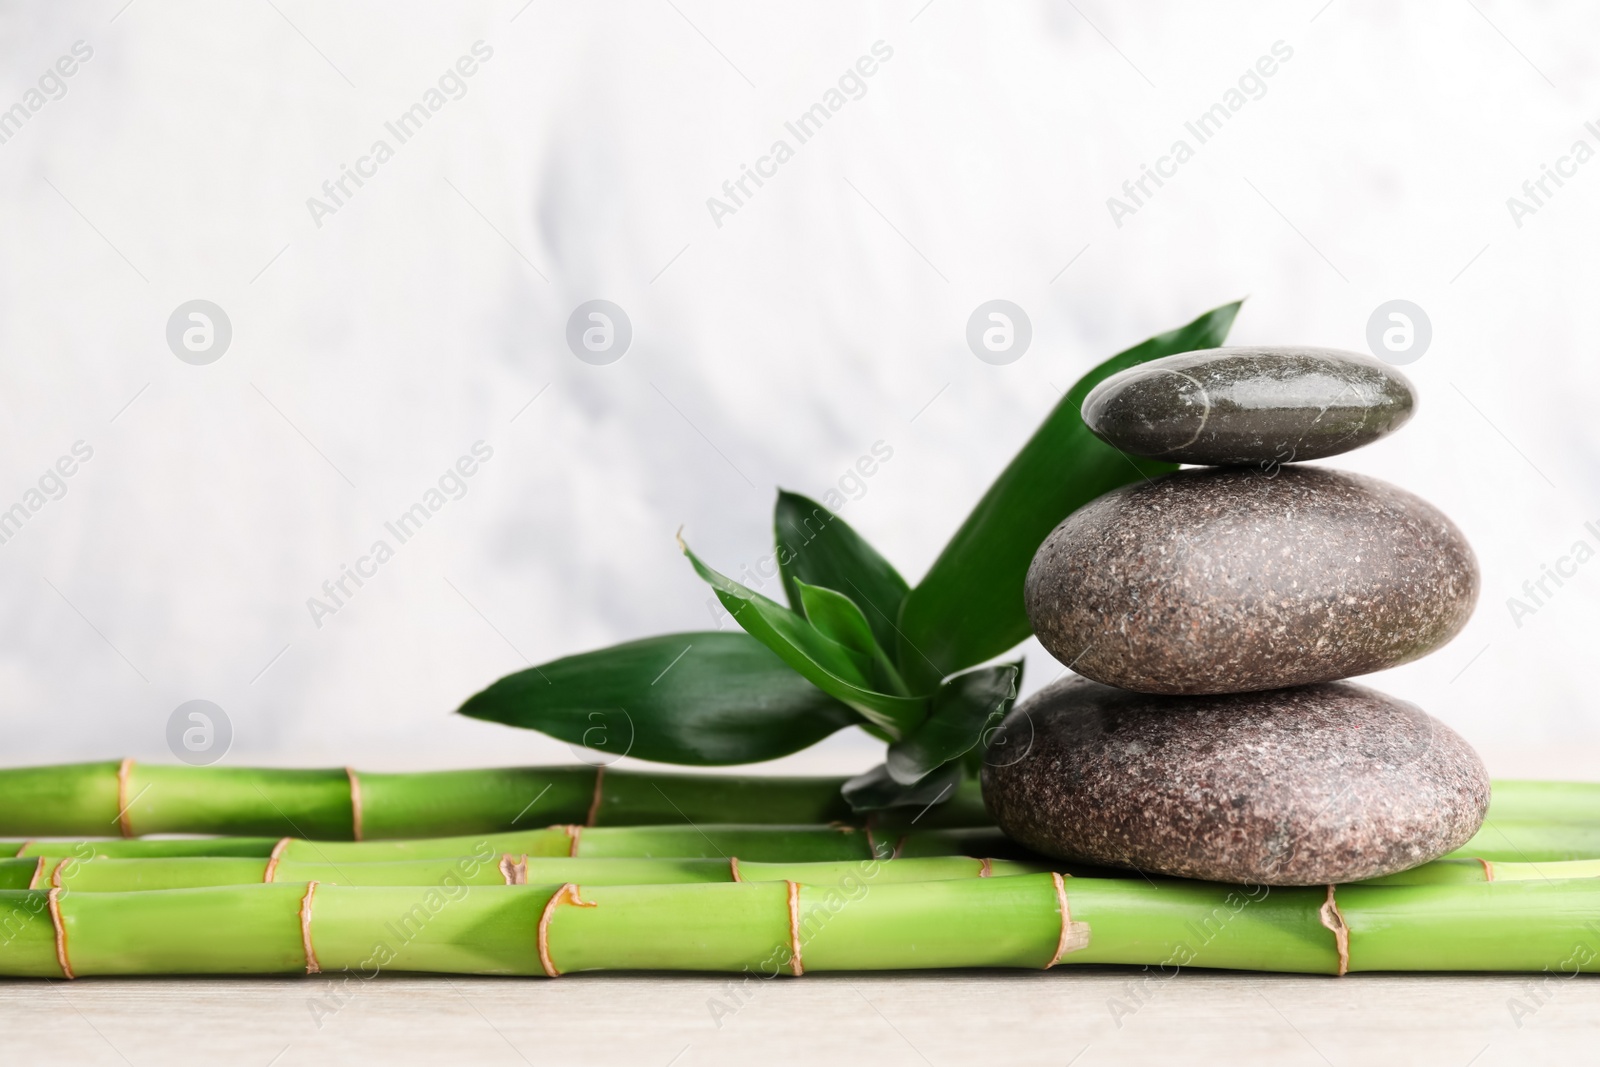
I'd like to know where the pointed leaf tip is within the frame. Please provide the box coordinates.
[773,490,909,664]
[680,540,929,738]
[896,301,1242,689]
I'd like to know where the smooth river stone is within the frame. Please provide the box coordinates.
[981,677,1489,884]
[1026,466,1477,695]
[1080,346,1416,466]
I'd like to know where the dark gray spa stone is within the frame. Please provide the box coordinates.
[1081,346,1416,466]
[981,677,1489,885]
[1025,465,1478,695]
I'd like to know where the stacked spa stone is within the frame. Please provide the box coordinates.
[983,347,1489,886]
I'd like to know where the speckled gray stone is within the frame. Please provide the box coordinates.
[1081,346,1416,466]
[1026,466,1478,695]
[981,677,1489,884]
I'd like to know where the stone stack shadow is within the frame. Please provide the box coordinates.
[982,346,1489,886]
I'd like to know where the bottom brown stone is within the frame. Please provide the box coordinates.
[981,677,1489,885]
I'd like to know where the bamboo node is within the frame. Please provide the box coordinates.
[346,767,364,842]
[560,824,582,858]
[786,880,804,977]
[300,881,322,975]
[116,757,135,838]
[585,765,606,828]
[1479,857,1495,882]
[50,858,73,890]
[47,887,73,980]
[1318,885,1350,977]
[26,856,45,891]
[537,883,596,977]
[729,856,743,883]
[264,837,292,883]
[979,858,993,878]
[499,854,529,886]
[1047,872,1091,967]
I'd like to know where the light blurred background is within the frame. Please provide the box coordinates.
[0,0,1595,777]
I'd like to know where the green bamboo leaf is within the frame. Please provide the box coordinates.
[896,301,1243,691]
[681,536,928,739]
[793,580,910,698]
[793,580,877,661]
[886,663,1020,785]
[775,490,910,655]
[457,632,859,765]
[840,760,964,815]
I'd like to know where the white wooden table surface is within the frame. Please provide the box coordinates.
[1,970,1591,1066]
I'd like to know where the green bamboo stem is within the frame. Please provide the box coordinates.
[4,838,282,860]
[1360,857,1600,885]
[1482,781,1600,823]
[0,761,989,838]
[1,762,1590,843]
[1446,819,1600,862]
[4,873,1600,978]
[12,848,1600,893]
[9,819,1600,883]
[8,824,1014,865]
[0,853,1042,893]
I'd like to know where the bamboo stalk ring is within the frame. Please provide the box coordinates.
[786,880,804,976]
[116,758,135,838]
[300,881,322,974]
[585,766,605,828]
[346,767,364,842]
[1318,885,1350,977]
[1047,872,1090,967]
[263,838,292,883]
[499,854,528,885]
[47,887,73,979]
[537,883,596,977]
